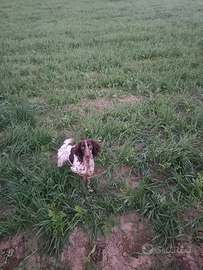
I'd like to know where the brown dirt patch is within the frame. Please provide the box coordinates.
[130,60,141,69]
[61,212,155,270]
[97,213,154,270]
[173,237,203,270]
[0,213,154,270]
[158,184,175,195]
[149,165,167,181]
[80,93,142,115]
[0,232,34,270]
[118,93,141,103]
[134,143,142,150]
[0,231,62,270]
[60,227,90,270]
[62,92,142,116]
[129,60,156,70]
[1,215,203,270]
[113,165,140,189]
[93,168,105,177]
[94,166,140,193]
[181,205,200,223]
[98,87,108,92]
[82,98,112,113]
[85,71,101,83]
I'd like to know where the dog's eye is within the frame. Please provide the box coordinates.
[88,145,92,148]
[81,145,85,149]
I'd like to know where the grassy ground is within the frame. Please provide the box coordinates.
[1,0,203,267]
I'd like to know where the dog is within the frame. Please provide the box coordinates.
[57,138,100,192]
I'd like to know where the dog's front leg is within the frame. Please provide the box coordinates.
[86,176,94,193]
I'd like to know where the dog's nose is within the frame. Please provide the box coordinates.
[84,148,91,157]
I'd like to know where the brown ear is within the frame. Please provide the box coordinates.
[90,140,101,157]
[74,142,83,162]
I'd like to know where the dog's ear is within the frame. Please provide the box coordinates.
[74,142,83,162]
[90,140,101,157]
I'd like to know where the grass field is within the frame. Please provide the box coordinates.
[1,0,203,268]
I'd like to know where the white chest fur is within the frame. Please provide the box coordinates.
[71,157,94,177]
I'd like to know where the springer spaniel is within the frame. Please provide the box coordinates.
[57,138,100,192]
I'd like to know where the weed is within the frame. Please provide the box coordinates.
[101,214,120,237]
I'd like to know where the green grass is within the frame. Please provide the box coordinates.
[1,0,203,266]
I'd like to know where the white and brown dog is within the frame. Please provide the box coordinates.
[57,138,100,192]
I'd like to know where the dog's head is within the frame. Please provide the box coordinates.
[75,140,101,162]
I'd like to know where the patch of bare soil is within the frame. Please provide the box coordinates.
[85,71,101,84]
[0,231,56,270]
[113,165,140,189]
[82,98,112,113]
[97,213,154,270]
[92,167,109,192]
[158,184,175,195]
[93,168,105,178]
[93,166,139,194]
[0,213,151,270]
[1,213,203,270]
[60,227,91,270]
[64,93,142,116]
[149,165,167,181]
[174,235,203,270]
[118,93,141,103]
[129,60,157,70]
[98,87,108,92]
[59,213,154,270]
[181,205,200,222]
[93,167,106,187]
[134,143,142,150]
[130,60,141,69]
[80,93,142,115]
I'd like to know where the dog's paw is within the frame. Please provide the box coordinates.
[71,166,77,173]
[57,161,63,167]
